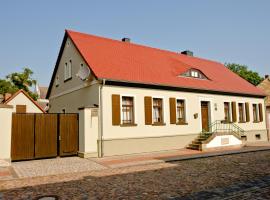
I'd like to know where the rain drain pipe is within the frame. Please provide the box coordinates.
[98,79,105,157]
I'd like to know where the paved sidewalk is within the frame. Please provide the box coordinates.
[91,143,270,168]
[12,157,106,179]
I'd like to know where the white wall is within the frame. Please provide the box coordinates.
[7,92,43,113]
[101,85,266,140]
[79,107,99,157]
[0,105,13,162]
[206,135,242,148]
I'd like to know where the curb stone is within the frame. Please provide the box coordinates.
[164,147,270,163]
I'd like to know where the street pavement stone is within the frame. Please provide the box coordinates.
[1,150,270,199]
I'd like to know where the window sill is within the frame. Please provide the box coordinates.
[253,121,260,123]
[176,122,188,125]
[152,123,166,126]
[120,123,138,127]
[238,121,246,123]
[64,77,72,82]
[221,120,232,124]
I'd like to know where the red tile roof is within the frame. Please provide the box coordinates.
[65,30,264,96]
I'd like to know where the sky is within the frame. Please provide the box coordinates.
[0,0,269,86]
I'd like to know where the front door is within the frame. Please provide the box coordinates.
[201,101,210,132]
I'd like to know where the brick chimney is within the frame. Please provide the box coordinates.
[121,38,131,43]
[181,50,193,56]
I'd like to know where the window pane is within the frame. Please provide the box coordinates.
[121,96,134,124]
[177,99,185,123]
[153,98,163,123]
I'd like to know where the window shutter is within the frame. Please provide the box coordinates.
[232,102,237,122]
[259,103,263,122]
[169,98,176,124]
[111,94,120,125]
[144,96,152,125]
[16,105,26,113]
[245,102,250,122]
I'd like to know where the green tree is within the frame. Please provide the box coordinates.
[225,63,263,86]
[2,68,38,100]
[0,79,17,94]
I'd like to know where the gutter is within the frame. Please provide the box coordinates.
[98,79,106,157]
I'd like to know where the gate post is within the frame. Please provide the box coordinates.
[0,105,13,165]
[78,107,99,158]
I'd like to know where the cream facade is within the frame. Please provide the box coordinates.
[47,35,268,157]
[6,92,44,113]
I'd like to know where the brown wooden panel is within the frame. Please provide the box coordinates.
[232,102,237,122]
[16,105,26,113]
[245,102,250,122]
[259,103,263,122]
[201,102,209,132]
[112,94,120,125]
[169,98,176,124]
[35,114,58,158]
[59,114,79,156]
[144,96,152,125]
[11,114,35,161]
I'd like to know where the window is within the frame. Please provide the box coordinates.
[121,96,134,124]
[64,60,72,81]
[238,103,245,122]
[191,70,199,78]
[255,134,261,140]
[55,76,60,87]
[224,102,231,122]
[176,99,186,123]
[181,68,207,80]
[253,104,259,122]
[153,98,163,124]
[16,105,26,113]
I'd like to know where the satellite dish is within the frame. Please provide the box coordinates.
[76,64,91,81]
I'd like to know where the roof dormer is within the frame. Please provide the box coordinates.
[180,68,208,80]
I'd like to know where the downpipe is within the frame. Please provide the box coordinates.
[98,79,105,157]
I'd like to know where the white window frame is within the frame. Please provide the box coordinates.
[152,96,165,124]
[252,103,259,122]
[120,94,137,125]
[238,102,246,122]
[64,60,72,81]
[176,98,187,123]
[224,102,232,122]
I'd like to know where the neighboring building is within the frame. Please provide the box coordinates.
[46,30,268,157]
[257,75,270,137]
[1,89,44,113]
[35,85,49,112]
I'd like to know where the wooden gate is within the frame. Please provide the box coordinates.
[11,113,79,161]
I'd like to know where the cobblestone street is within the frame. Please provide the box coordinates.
[1,150,270,199]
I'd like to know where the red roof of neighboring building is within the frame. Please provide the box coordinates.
[57,30,265,96]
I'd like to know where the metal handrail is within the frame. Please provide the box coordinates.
[200,120,245,139]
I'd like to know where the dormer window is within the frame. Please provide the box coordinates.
[181,68,208,80]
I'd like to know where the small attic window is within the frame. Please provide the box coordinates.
[181,68,208,80]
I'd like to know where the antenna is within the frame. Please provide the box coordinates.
[76,64,91,81]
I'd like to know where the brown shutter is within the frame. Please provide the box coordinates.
[259,103,263,122]
[16,105,26,113]
[232,102,237,122]
[144,96,152,125]
[169,98,176,124]
[245,102,250,122]
[112,94,121,125]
